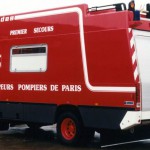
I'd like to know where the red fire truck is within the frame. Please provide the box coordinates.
[0,1,150,146]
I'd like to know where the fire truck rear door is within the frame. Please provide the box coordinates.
[133,30,150,111]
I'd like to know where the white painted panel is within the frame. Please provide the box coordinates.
[134,30,150,111]
[11,55,47,72]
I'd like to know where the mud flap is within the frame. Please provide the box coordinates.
[100,125,150,148]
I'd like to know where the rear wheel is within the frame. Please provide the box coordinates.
[57,113,83,146]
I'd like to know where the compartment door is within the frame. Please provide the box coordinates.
[134,30,150,111]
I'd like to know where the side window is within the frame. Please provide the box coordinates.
[10,44,47,72]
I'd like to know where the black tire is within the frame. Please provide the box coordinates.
[57,112,83,146]
[0,122,9,131]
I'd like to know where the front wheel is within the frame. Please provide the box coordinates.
[57,113,83,146]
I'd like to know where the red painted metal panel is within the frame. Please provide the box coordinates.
[0,4,138,109]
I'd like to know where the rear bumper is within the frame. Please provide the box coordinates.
[120,111,150,130]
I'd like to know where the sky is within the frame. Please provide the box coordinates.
[0,0,149,16]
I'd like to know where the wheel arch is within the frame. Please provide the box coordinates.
[55,104,83,125]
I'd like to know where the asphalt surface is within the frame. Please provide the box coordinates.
[0,125,150,150]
